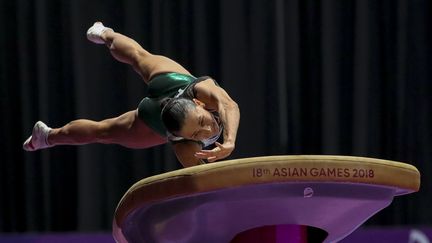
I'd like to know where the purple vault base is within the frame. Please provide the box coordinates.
[113,182,400,243]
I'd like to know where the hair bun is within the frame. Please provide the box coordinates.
[160,98,173,109]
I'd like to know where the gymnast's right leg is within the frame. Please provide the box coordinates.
[86,22,191,83]
[23,111,167,151]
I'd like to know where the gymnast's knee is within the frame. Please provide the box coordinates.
[96,114,135,144]
[93,120,121,144]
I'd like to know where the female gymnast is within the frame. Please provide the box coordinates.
[23,22,240,167]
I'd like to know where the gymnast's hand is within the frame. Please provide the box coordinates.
[194,142,235,162]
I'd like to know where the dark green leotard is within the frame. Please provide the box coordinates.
[138,72,223,147]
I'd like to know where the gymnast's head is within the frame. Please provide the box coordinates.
[161,97,220,141]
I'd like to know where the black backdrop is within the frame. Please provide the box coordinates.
[1,0,431,232]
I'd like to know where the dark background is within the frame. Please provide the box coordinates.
[1,0,430,232]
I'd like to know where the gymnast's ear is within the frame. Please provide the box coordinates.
[193,98,205,107]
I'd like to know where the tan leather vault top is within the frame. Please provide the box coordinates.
[114,155,420,226]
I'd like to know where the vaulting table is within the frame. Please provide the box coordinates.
[112,155,420,243]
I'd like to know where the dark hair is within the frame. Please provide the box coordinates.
[160,98,196,135]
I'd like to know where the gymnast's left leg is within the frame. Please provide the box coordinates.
[86,22,191,83]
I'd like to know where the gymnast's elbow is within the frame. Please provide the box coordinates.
[222,99,239,114]
[231,101,240,112]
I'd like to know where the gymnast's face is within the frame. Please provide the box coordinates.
[178,99,220,141]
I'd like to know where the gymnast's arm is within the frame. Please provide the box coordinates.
[172,140,206,167]
[194,79,240,162]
